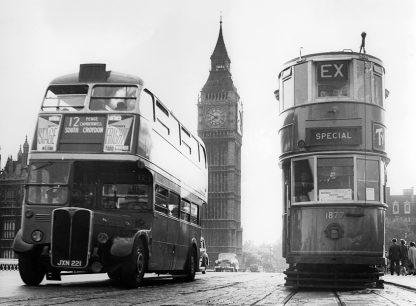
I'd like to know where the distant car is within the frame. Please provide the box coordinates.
[215,253,239,272]
[250,264,259,272]
[199,237,209,274]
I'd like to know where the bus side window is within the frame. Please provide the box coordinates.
[180,199,191,222]
[155,185,168,214]
[200,145,207,168]
[140,90,154,120]
[190,203,198,224]
[155,100,170,136]
[168,192,180,218]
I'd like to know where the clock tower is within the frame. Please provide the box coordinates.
[197,20,243,265]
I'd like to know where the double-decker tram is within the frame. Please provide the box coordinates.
[276,49,389,288]
[13,64,208,288]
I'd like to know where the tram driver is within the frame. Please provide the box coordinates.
[294,172,314,202]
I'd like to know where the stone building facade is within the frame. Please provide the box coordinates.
[0,137,29,259]
[197,21,243,265]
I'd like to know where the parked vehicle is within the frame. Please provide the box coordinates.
[215,253,239,272]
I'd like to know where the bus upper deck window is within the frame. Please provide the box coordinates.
[316,61,349,98]
[42,85,88,111]
[90,86,138,111]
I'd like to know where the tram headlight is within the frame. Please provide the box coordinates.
[31,230,43,242]
[97,232,109,244]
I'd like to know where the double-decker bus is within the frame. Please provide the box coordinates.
[276,49,389,288]
[13,64,208,288]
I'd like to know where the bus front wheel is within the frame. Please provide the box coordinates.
[121,240,147,288]
[185,248,197,281]
[18,250,45,286]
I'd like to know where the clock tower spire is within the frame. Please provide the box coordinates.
[198,19,243,265]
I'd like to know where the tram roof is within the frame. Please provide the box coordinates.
[281,51,383,71]
[50,63,144,85]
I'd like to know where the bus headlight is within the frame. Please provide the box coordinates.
[31,230,43,242]
[97,232,109,244]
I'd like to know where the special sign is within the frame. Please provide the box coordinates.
[306,127,362,146]
[317,61,349,82]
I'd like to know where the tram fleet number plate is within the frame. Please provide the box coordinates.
[325,211,344,219]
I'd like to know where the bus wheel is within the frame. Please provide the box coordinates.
[121,240,147,288]
[18,250,45,286]
[185,248,197,281]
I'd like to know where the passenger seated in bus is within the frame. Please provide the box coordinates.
[115,101,127,111]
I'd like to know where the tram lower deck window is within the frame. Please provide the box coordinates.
[317,158,354,201]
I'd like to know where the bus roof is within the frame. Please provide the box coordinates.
[50,63,144,85]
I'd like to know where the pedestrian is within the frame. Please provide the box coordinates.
[399,239,409,275]
[408,242,416,275]
[388,238,401,275]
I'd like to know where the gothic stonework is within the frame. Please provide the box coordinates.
[197,20,243,266]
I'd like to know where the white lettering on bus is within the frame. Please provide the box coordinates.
[315,132,352,140]
[106,126,129,144]
[82,127,104,133]
[65,127,79,133]
[38,127,58,144]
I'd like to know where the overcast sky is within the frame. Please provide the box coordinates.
[0,0,415,244]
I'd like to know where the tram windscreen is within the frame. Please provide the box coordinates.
[27,162,70,205]
[317,157,354,201]
[90,86,138,111]
[42,85,88,111]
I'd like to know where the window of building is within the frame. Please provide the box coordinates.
[405,201,411,214]
[393,201,399,214]
[316,60,349,98]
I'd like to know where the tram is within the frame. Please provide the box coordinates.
[13,64,208,288]
[276,47,389,288]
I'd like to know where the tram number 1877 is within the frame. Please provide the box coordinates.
[325,211,344,219]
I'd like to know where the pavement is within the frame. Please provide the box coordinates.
[382,273,416,289]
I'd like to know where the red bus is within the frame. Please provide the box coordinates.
[276,50,389,288]
[13,64,208,288]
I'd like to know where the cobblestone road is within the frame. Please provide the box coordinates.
[2,271,416,305]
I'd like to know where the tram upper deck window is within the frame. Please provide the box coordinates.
[42,85,88,111]
[317,157,354,201]
[293,158,315,203]
[90,86,138,111]
[280,67,294,111]
[316,61,349,98]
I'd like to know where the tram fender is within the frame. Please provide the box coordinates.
[110,230,150,257]
[12,229,34,253]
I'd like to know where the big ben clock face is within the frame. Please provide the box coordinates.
[205,107,225,128]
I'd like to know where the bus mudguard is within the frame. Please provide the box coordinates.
[110,230,150,257]
[12,229,34,253]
